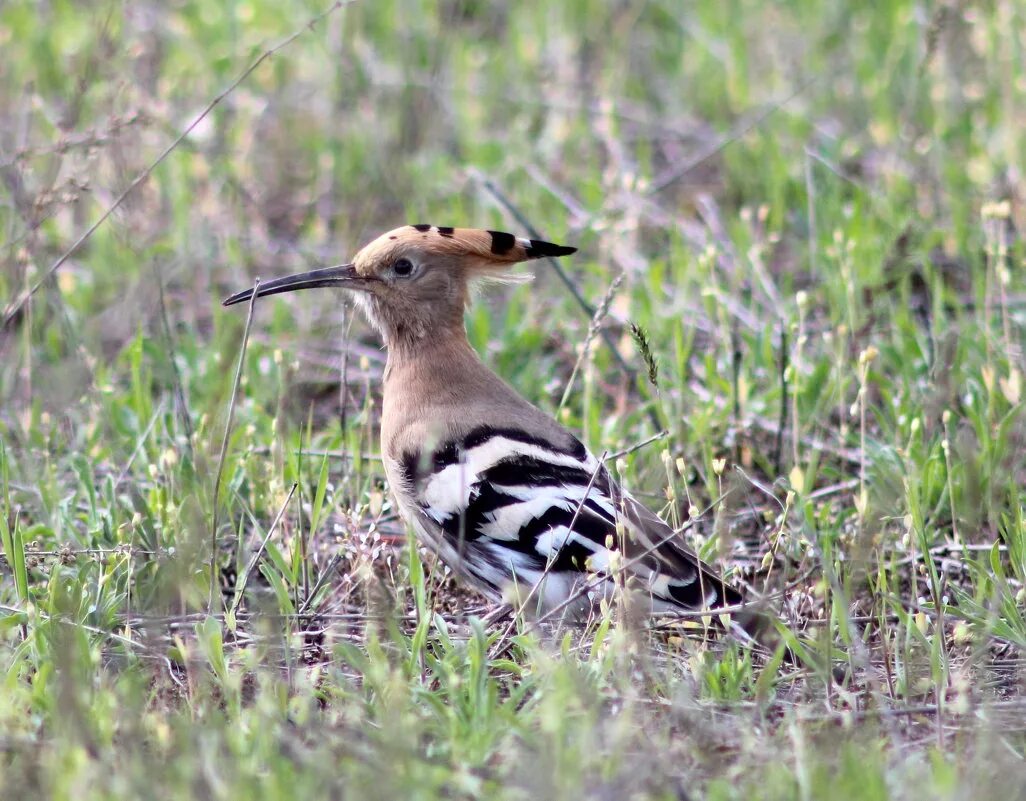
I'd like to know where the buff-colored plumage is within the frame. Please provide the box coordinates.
[224,224,742,618]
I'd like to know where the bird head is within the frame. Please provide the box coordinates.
[223,224,576,346]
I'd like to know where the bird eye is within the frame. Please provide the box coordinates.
[393,258,415,277]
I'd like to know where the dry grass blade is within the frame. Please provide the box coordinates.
[495,449,610,640]
[514,487,737,639]
[210,278,261,614]
[0,0,352,334]
[229,483,298,617]
[606,430,670,460]
[473,171,637,377]
[647,75,820,194]
[113,401,165,490]
[558,273,624,412]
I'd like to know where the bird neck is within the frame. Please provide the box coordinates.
[382,321,480,386]
[378,318,579,463]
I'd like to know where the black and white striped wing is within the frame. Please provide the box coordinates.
[614,488,742,609]
[397,425,739,613]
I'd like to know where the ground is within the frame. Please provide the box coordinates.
[1,1,1026,799]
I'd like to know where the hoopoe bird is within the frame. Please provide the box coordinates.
[224,224,743,620]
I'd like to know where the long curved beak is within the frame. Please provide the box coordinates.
[222,264,365,307]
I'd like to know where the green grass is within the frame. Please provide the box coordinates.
[2,0,1026,797]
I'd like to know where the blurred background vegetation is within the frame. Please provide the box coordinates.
[2,1,1026,798]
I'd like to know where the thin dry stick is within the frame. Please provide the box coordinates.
[473,173,635,377]
[113,400,165,490]
[732,465,786,513]
[499,450,610,638]
[295,414,313,613]
[805,149,818,277]
[606,430,669,461]
[209,278,261,614]
[250,447,380,461]
[1,0,352,332]
[0,604,147,652]
[509,488,738,644]
[731,322,742,466]
[298,551,344,616]
[647,75,820,194]
[230,483,298,616]
[476,173,667,433]
[792,301,806,471]
[774,327,788,475]
[338,302,353,445]
[558,273,624,413]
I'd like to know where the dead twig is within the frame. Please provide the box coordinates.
[230,483,298,616]
[473,172,636,379]
[1,0,353,333]
[647,76,819,194]
[210,278,260,614]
